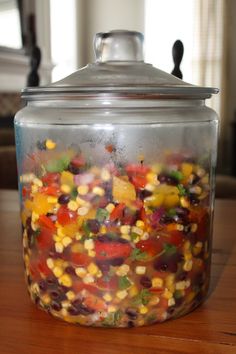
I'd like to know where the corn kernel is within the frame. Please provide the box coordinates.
[191,223,198,233]
[87,262,99,276]
[61,184,71,194]
[132,226,143,236]
[175,281,186,290]
[61,308,68,317]
[163,289,173,299]
[57,227,65,238]
[46,139,56,149]
[101,168,111,182]
[75,232,82,240]
[139,305,148,314]
[100,225,107,234]
[129,285,138,298]
[77,185,89,195]
[76,196,89,207]
[116,264,130,276]
[106,203,115,213]
[97,270,102,278]
[176,224,184,231]
[47,196,58,204]
[120,225,131,234]
[84,239,94,250]
[185,279,191,288]
[55,242,64,253]
[53,266,64,278]
[168,298,176,307]
[135,266,146,275]
[75,267,87,278]
[181,163,193,178]
[136,220,145,229]
[183,240,191,252]
[20,173,35,183]
[31,185,39,194]
[92,186,105,196]
[180,196,190,208]
[33,178,43,187]
[184,251,193,261]
[146,172,158,184]
[165,274,175,292]
[46,258,54,269]
[67,200,78,211]
[140,232,149,240]
[183,259,193,272]
[83,275,95,284]
[103,293,112,302]
[152,277,163,288]
[145,183,155,192]
[32,211,39,222]
[62,236,72,247]
[66,291,75,301]
[59,274,72,287]
[120,234,131,243]
[88,250,96,257]
[77,206,89,216]
[31,283,40,294]
[53,235,60,242]
[41,294,51,305]
[108,305,118,313]
[116,290,128,300]
[61,300,70,309]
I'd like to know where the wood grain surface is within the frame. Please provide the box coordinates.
[0,190,235,354]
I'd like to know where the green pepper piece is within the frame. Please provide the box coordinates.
[118,276,132,290]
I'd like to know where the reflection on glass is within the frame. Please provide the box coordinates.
[0,0,22,49]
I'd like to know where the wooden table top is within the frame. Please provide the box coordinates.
[0,189,235,354]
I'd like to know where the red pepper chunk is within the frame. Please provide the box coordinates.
[125,164,150,176]
[37,227,54,250]
[136,238,163,257]
[71,253,91,267]
[169,231,184,247]
[41,172,60,185]
[38,215,56,232]
[110,203,126,221]
[73,282,100,296]
[95,240,132,260]
[131,175,147,189]
[57,205,77,225]
[40,184,60,196]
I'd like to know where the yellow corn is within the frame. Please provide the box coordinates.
[61,184,71,194]
[116,290,128,300]
[46,139,56,150]
[84,239,94,250]
[59,274,72,287]
[87,262,99,276]
[120,225,131,234]
[83,275,95,284]
[136,220,145,229]
[75,267,87,278]
[66,291,75,301]
[67,200,78,211]
[106,203,115,213]
[135,266,146,275]
[116,264,130,276]
[139,305,148,314]
[129,285,138,298]
[53,266,64,278]
[92,186,105,196]
[152,277,163,288]
[77,185,89,195]
[46,258,54,269]
[103,293,112,302]
[62,236,72,247]
[101,168,111,181]
[55,242,64,253]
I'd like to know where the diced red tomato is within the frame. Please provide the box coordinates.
[125,164,150,176]
[29,257,52,279]
[131,175,147,189]
[22,186,31,198]
[37,227,54,250]
[110,203,126,221]
[37,258,52,277]
[57,206,77,225]
[83,293,107,311]
[96,276,118,291]
[73,281,100,295]
[38,215,56,232]
[95,240,132,260]
[40,184,60,196]
[71,252,91,267]
[169,231,184,247]
[41,172,60,185]
[136,237,163,257]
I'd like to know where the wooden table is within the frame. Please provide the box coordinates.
[0,190,235,354]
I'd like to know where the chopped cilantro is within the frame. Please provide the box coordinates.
[45,155,70,173]
[167,208,176,217]
[118,276,132,290]
[170,170,183,181]
[82,221,91,237]
[102,310,122,327]
[30,228,40,247]
[96,208,109,223]
[130,232,139,241]
[70,187,78,200]
[164,243,177,255]
[177,184,187,196]
[132,289,151,306]
[131,248,148,261]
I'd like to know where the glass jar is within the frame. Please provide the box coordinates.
[15,30,219,328]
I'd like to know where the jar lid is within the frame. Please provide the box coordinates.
[23,30,218,100]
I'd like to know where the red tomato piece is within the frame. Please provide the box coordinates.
[57,206,77,225]
[41,173,60,185]
[37,258,52,277]
[140,207,147,223]
[71,155,86,167]
[22,186,31,198]
[37,227,54,250]
[169,231,183,247]
[73,281,100,295]
[110,203,126,221]
[40,184,60,196]
[131,175,147,189]
[95,241,132,260]
[96,276,118,291]
[38,215,56,232]
[125,164,150,176]
[71,252,91,267]
[136,238,163,257]
[83,293,107,311]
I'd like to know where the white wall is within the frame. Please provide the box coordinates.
[76,0,145,66]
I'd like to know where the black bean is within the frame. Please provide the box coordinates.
[87,219,100,234]
[65,266,76,275]
[160,215,173,225]
[36,140,46,150]
[118,238,129,244]
[110,257,124,266]
[51,301,62,311]
[38,280,47,292]
[138,189,153,200]
[69,300,95,316]
[191,174,201,185]
[68,163,81,175]
[127,321,135,328]
[46,276,58,287]
[189,194,200,206]
[126,308,138,320]
[140,276,152,288]
[95,260,110,272]
[176,271,188,281]
[158,173,178,185]
[97,235,112,243]
[58,194,70,204]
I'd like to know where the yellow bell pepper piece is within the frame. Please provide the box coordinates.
[112,176,136,203]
